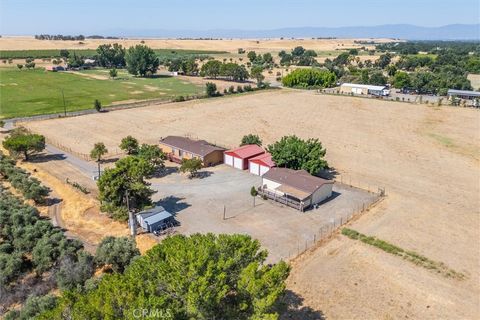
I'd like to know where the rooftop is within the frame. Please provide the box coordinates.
[447,89,480,97]
[263,167,333,195]
[249,152,275,167]
[160,136,225,157]
[341,83,387,91]
[225,144,265,159]
[138,206,173,225]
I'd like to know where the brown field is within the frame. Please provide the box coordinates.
[0,36,393,53]
[23,90,480,318]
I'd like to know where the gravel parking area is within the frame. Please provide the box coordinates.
[149,164,378,262]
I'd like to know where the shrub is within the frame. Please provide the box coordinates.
[237,85,244,93]
[95,236,140,273]
[228,85,235,94]
[206,82,217,97]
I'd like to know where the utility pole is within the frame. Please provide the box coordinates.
[97,161,101,179]
[61,89,66,116]
[125,189,136,238]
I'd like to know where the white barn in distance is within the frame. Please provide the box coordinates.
[340,83,390,96]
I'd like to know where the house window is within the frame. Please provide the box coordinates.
[179,150,184,157]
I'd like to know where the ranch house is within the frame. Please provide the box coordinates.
[159,136,225,167]
[259,167,333,211]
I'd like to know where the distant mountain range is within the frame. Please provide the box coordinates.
[104,24,479,40]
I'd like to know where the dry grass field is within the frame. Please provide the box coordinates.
[0,36,392,53]
[23,90,480,318]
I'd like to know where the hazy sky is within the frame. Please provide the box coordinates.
[1,0,479,35]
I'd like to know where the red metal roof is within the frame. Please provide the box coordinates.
[248,152,275,168]
[225,144,265,159]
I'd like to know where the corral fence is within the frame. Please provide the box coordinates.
[44,137,124,162]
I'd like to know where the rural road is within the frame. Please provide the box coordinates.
[45,143,98,178]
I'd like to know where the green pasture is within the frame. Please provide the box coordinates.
[0,67,203,119]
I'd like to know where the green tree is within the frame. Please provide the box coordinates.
[392,71,411,88]
[179,158,203,178]
[119,136,139,155]
[137,143,166,170]
[206,82,217,97]
[97,156,154,216]
[59,49,70,59]
[377,53,392,69]
[4,294,57,320]
[250,66,265,85]
[93,99,102,112]
[247,51,257,63]
[291,46,306,57]
[89,142,108,162]
[39,234,290,320]
[2,131,45,161]
[125,44,160,77]
[241,134,262,146]
[267,135,328,175]
[56,251,95,291]
[200,60,222,78]
[282,68,336,88]
[250,186,258,207]
[368,71,387,85]
[95,236,140,273]
[96,43,126,68]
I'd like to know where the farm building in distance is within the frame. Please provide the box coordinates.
[248,152,275,176]
[259,167,333,211]
[447,89,480,107]
[224,144,265,170]
[340,83,390,96]
[159,136,225,167]
[136,206,173,233]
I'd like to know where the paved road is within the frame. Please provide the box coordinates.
[45,143,98,179]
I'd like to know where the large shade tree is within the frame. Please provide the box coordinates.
[2,129,45,161]
[38,234,290,320]
[125,44,160,77]
[267,135,328,175]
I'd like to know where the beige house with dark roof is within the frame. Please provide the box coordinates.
[159,136,225,167]
[261,167,333,210]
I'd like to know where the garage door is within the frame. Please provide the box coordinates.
[259,165,270,176]
[224,154,233,166]
[233,157,244,170]
[249,162,259,175]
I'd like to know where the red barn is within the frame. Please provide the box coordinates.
[224,145,264,170]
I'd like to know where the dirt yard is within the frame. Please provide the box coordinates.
[148,164,376,263]
[0,36,392,53]
[22,90,480,318]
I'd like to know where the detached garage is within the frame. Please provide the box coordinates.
[224,145,265,170]
[248,152,275,176]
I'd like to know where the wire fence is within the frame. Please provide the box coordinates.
[279,186,385,262]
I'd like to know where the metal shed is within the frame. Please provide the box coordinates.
[136,206,173,233]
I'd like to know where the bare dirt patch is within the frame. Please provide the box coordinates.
[22,90,480,318]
